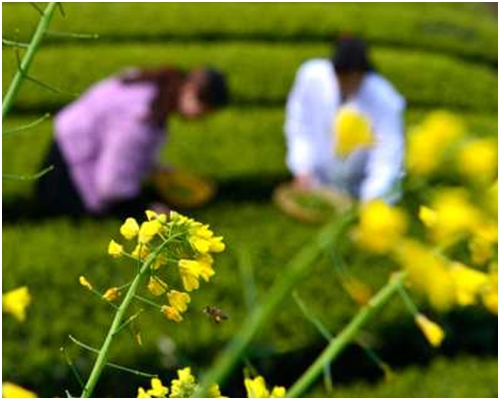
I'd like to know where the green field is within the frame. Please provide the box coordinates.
[2,3,498,398]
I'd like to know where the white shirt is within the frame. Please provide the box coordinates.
[284,59,405,203]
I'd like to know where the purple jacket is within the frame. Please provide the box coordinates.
[55,77,166,214]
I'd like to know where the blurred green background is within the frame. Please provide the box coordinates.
[2,3,498,398]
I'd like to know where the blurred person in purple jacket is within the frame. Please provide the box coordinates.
[35,66,229,218]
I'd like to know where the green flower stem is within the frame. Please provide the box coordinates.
[286,271,408,398]
[80,240,170,398]
[2,2,58,120]
[195,211,355,397]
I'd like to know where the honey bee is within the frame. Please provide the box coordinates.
[203,305,229,324]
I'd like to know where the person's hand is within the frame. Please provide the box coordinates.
[293,174,316,191]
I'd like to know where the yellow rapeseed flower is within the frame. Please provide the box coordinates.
[102,287,120,302]
[423,189,481,243]
[147,377,168,397]
[406,111,465,177]
[189,236,211,254]
[197,254,215,282]
[334,107,374,158]
[209,236,226,253]
[167,290,191,313]
[178,259,202,292]
[148,276,168,296]
[139,220,163,244]
[456,139,497,184]
[79,276,93,291]
[162,305,183,323]
[145,209,167,223]
[207,384,226,398]
[2,286,31,322]
[450,263,488,306]
[108,240,124,258]
[469,235,494,266]
[394,240,455,311]
[132,244,150,261]
[418,206,438,228]
[120,217,140,240]
[482,264,498,315]
[415,313,445,347]
[244,376,286,398]
[2,382,37,398]
[137,387,151,398]
[355,200,407,254]
[169,367,197,398]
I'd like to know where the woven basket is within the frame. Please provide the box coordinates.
[273,183,353,224]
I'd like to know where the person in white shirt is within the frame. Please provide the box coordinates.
[284,36,405,203]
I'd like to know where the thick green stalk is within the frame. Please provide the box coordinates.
[80,241,169,398]
[196,211,355,396]
[286,271,408,398]
[2,2,57,120]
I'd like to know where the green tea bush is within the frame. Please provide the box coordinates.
[3,43,497,112]
[3,3,496,63]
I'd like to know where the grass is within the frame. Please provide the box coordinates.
[2,42,497,112]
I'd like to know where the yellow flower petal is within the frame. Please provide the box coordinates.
[147,377,168,397]
[102,287,120,302]
[2,286,31,322]
[161,305,183,323]
[415,313,445,347]
[148,276,168,296]
[167,290,191,313]
[120,217,140,240]
[108,240,123,258]
[2,382,37,398]
[79,276,93,291]
[139,220,162,244]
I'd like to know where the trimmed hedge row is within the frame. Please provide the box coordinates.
[3,42,498,112]
[3,3,497,63]
[3,108,497,199]
[311,356,498,398]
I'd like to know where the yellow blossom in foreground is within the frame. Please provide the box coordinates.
[2,382,37,398]
[79,276,93,290]
[415,313,445,347]
[132,244,150,261]
[139,220,163,244]
[197,254,215,282]
[102,287,120,302]
[108,240,124,258]
[120,217,140,240]
[334,107,374,158]
[209,236,226,253]
[178,259,202,291]
[456,139,498,184]
[161,305,183,323]
[423,189,481,243]
[169,367,197,398]
[167,290,191,313]
[148,276,168,296]
[2,286,31,322]
[147,378,168,397]
[355,200,407,254]
[406,111,465,177]
[189,236,211,254]
[145,209,167,223]
[207,384,226,398]
[449,263,488,306]
[244,376,286,398]
[418,206,438,228]
[481,263,498,315]
[137,387,151,398]
[469,235,494,266]
[394,240,455,311]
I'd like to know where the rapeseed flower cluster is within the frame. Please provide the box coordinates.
[85,210,225,323]
[2,382,37,398]
[136,368,223,398]
[406,110,465,177]
[135,368,286,398]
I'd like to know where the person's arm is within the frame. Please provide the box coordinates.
[94,119,159,210]
[359,101,405,203]
[284,65,319,188]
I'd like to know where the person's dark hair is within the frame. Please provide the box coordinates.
[332,36,374,74]
[198,68,229,109]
